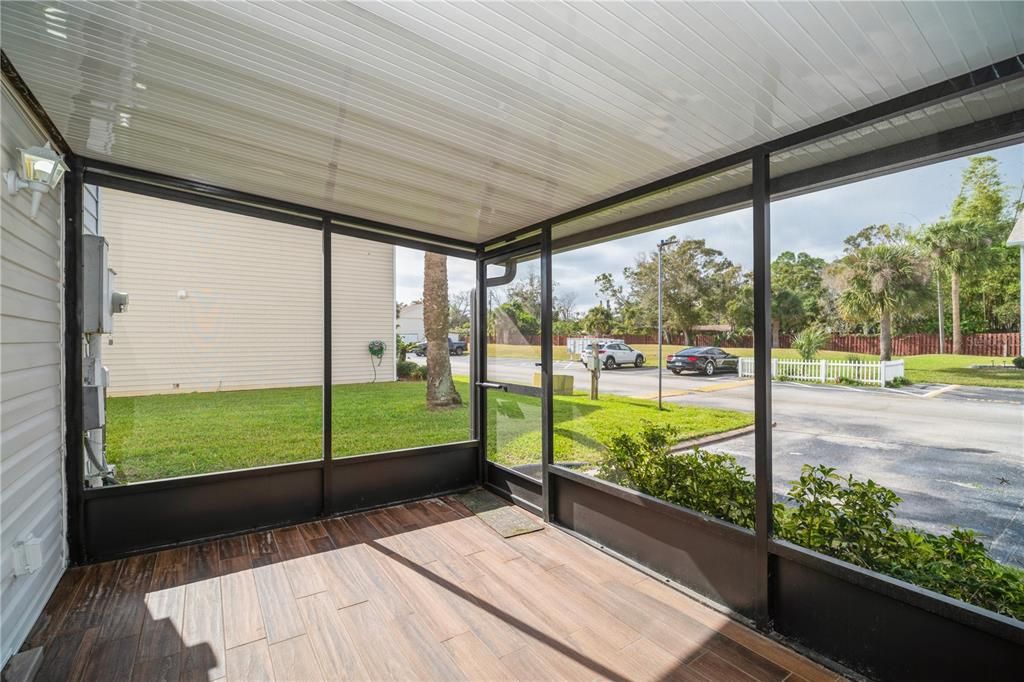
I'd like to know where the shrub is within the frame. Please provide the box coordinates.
[886,376,911,387]
[396,360,420,379]
[779,465,904,568]
[776,465,1024,620]
[715,328,751,346]
[598,423,1024,620]
[395,336,418,363]
[412,364,428,380]
[792,325,829,361]
[598,422,755,529]
[1013,356,1024,369]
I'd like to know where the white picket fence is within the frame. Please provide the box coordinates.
[737,357,904,387]
[566,337,623,358]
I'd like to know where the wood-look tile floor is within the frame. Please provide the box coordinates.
[22,496,841,681]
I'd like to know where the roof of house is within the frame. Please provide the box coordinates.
[1007,213,1024,247]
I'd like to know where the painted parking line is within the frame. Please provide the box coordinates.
[922,384,961,399]
[695,379,754,393]
[637,378,753,400]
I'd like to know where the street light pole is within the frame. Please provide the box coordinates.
[1007,212,1024,356]
[657,236,677,410]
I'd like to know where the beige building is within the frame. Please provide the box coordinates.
[101,189,396,396]
[396,302,425,342]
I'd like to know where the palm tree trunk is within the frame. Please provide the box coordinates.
[424,252,462,408]
[879,309,892,361]
[771,318,780,348]
[951,270,962,355]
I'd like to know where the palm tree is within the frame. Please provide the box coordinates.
[423,252,462,408]
[919,219,992,354]
[834,244,929,361]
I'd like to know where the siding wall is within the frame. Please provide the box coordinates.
[0,86,66,665]
[396,302,425,341]
[101,189,395,396]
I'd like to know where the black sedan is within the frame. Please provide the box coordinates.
[667,347,739,376]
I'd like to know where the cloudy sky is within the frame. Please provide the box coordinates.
[395,143,1023,310]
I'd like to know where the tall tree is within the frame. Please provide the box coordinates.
[771,251,828,325]
[448,290,472,335]
[490,300,539,342]
[581,305,614,335]
[919,219,992,353]
[423,252,462,408]
[921,156,1009,352]
[832,243,930,360]
[726,254,826,346]
[502,263,575,327]
[619,238,742,342]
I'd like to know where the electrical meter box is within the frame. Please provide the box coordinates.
[82,359,108,432]
[83,234,128,333]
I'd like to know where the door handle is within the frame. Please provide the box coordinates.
[476,382,507,391]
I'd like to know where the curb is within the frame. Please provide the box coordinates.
[670,422,769,452]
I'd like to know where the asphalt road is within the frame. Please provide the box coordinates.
[433,354,1024,567]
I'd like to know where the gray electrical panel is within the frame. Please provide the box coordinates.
[82,234,111,333]
[82,234,128,334]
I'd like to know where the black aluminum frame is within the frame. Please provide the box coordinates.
[475,240,550,514]
[751,149,773,629]
[63,155,86,564]
[63,154,483,563]
[507,90,1024,682]
[10,42,1017,678]
[479,57,1024,679]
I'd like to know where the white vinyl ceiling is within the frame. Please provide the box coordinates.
[2,1,1022,244]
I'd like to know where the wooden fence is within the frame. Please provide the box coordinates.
[697,332,1019,357]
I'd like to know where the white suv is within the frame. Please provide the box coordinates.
[579,342,645,369]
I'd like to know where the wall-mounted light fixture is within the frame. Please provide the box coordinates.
[4,141,69,218]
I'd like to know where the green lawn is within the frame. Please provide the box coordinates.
[731,348,1023,388]
[107,377,751,483]
[108,380,470,482]
[901,354,1024,389]
[488,390,752,468]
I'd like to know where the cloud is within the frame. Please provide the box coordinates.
[395,248,476,304]
[561,145,1023,310]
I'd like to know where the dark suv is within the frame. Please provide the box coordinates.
[413,338,467,356]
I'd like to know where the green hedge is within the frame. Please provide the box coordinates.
[599,421,1024,620]
[397,360,427,380]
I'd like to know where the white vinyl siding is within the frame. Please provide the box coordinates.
[100,190,394,397]
[0,85,66,666]
[332,236,396,385]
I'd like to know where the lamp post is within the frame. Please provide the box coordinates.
[657,236,677,409]
[1007,213,1024,356]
